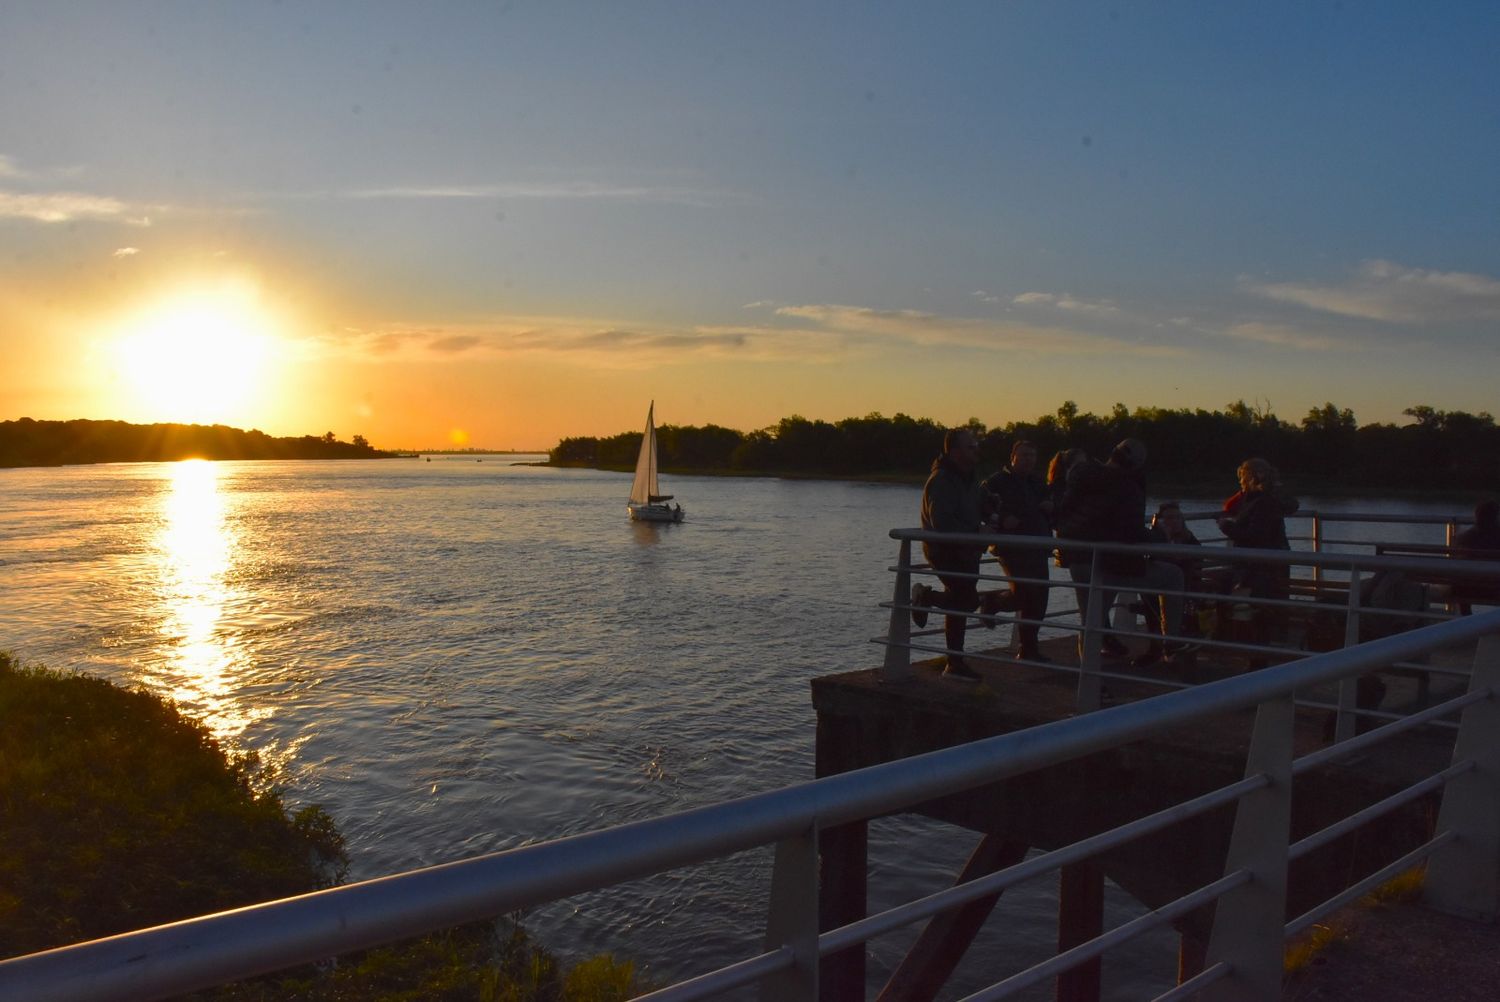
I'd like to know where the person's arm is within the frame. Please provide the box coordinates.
[926,474,965,533]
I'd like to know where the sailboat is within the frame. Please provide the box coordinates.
[627,401,685,523]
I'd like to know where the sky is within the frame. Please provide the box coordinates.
[2,1,1497,450]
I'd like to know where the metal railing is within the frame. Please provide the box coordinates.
[883,521,1500,741]
[4,530,1500,1001]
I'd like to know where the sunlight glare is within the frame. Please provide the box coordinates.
[154,459,265,740]
[111,281,281,424]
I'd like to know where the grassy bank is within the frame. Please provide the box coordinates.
[0,652,640,1000]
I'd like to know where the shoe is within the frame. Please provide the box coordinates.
[978,590,1017,628]
[1101,636,1128,659]
[1130,644,1164,670]
[942,659,981,683]
[1017,649,1053,665]
[911,583,931,628]
[1165,640,1201,658]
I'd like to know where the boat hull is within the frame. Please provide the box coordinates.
[628,503,684,523]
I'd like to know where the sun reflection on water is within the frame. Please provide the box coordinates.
[154,460,268,741]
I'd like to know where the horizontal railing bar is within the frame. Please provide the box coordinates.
[1284,830,1456,938]
[1288,761,1474,862]
[1154,961,1231,1002]
[890,528,1500,580]
[959,870,1252,1002]
[631,946,793,1002]
[1293,689,1491,773]
[819,775,1268,955]
[1285,696,1458,732]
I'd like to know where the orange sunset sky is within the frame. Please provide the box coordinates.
[4,3,1498,450]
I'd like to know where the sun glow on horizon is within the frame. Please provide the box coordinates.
[106,280,285,425]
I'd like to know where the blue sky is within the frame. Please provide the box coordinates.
[2,2,1497,448]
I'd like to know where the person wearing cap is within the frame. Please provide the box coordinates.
[1057,438,1188,668]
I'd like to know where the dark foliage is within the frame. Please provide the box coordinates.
[0,653,347,957]
[548,401,1500,490]
[0,418,398,468]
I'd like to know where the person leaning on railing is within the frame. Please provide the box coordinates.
[910,427,1010,683]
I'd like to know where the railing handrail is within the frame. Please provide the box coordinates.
[1181,508,1471,527]
[889,526,1500,580]
[7,607,1500,1002]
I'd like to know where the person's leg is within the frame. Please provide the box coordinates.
[1142,561,1185,639]
[1006,551,1051,657]
[935,570,980,668]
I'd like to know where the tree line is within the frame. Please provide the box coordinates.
[549,401,1500,491]
[0,418,399,468]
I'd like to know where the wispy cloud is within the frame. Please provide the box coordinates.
[341,180,733,207]
[1247,260,1500,324]
[0,154,154,224]
[112,246,140,257]
[0,191,152,225]
[312,314,843,368]
[774,303,1174,355]
[1217,322,1366,353]
[972,290,1001,304]
[1012,291,1119,316]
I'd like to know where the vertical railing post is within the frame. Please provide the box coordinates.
[1444,519,1459,614]
[763,824,820,1002]
[1423,633,1500,920]
[1311,513,1323,593]
[1334,568,1363,743]
[1203,695,1295,1002]
[1076,548,1104,713]
[883,538,914,683]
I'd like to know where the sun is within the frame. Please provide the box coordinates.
[109,281,282,425]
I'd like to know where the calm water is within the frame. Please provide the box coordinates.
[0,459,1467,998]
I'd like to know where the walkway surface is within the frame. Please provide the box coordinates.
[1282,899,1500,1000]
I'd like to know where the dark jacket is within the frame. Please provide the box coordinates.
[921,455,986,572]
[982,467,1052,538]
[1055,459,1149,575]
[1219,489,1297,551]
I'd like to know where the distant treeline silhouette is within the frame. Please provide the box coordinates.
[550,401,1500,489]
[0,418,398,468]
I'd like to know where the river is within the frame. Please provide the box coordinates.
[0,457,1470,998]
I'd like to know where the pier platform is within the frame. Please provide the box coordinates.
[811,631,1480,1000]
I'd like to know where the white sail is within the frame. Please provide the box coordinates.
[628,401,659,505]
[627,401,681,521]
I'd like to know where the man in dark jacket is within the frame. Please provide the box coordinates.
[912,428,999,682]
[1057,438,1186,667]
[983,440,1054,662]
